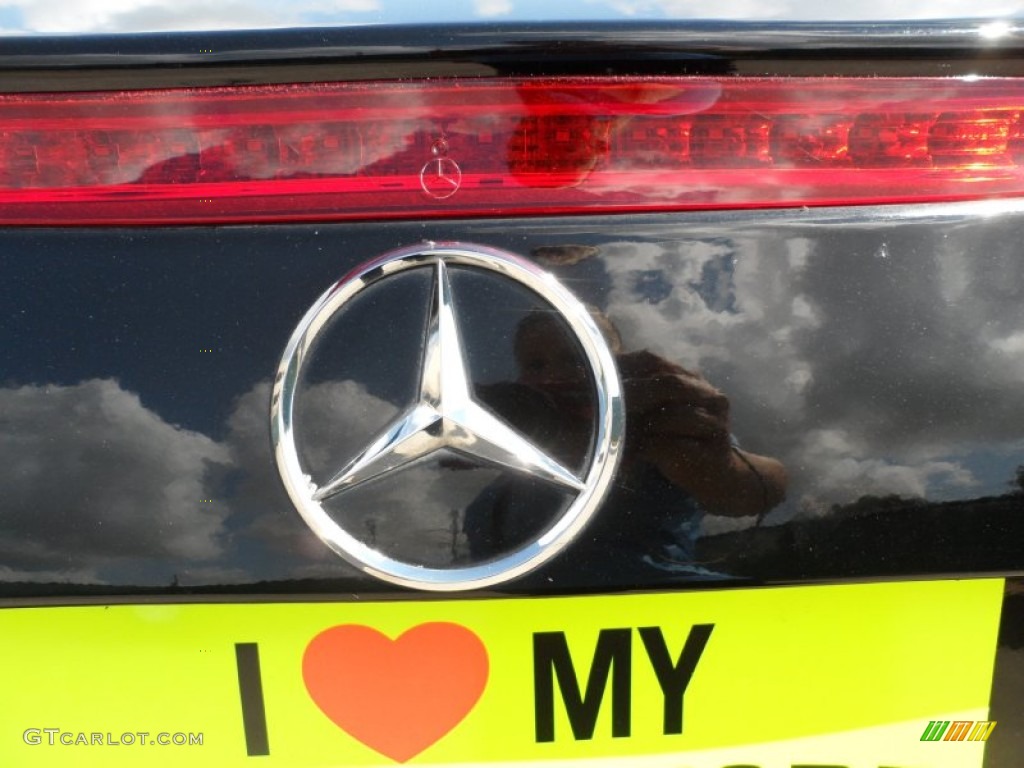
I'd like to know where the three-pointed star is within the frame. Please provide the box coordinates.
[313,258,585,502]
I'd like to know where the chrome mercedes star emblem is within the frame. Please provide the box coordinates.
[272,243,623,591]
[313,258,583,502]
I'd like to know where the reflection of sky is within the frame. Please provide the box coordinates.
[0,379,232,585]
[601,216,1024,526]
[0,0,1019,35]
[2,210,1023,585]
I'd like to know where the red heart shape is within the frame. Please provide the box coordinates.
[302,622,489,763]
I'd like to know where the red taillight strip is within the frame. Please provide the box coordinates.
[3,77,1024,225]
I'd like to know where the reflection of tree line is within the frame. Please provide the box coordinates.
[700,470,1024,580]
[6,473,1021,597]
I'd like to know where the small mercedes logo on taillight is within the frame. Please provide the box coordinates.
[420,138,462,200]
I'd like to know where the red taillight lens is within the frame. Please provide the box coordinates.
[3,77,1024,225]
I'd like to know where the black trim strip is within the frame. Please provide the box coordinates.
[0,21,1022,91]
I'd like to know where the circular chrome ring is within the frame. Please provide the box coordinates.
[271,242,623,591]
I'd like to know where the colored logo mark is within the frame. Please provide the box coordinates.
[920,720,997,742]
[302,622,489,762]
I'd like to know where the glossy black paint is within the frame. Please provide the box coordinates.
[2,205,1022,598]
[1,21,1024,92]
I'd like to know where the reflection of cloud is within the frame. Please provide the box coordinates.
[793,429,977,506]
[602,220,1024,519]
[0,379,230,572]
[602,0,1021,20]
[231,378,398,490]
[225,378,399,564]
[474,0,513,16]
[0,0,380,34]
[606,0,788,18]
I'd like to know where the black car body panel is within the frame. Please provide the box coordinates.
[3,205,1024,594]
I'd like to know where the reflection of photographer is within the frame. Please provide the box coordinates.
[467,310,787,583]
[620,349,787,519]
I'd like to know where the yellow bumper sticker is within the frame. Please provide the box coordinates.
[0,579,1004,767]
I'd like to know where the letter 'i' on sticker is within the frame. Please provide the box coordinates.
[235,643,270,756]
